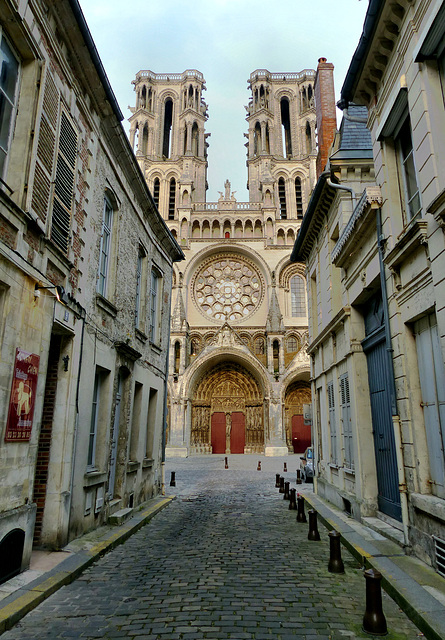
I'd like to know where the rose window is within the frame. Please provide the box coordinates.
[192,255,264,323]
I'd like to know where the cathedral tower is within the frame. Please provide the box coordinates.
[129,70,209,220]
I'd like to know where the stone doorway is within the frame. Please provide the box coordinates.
[285,381,311,453]
[191,362,264,454]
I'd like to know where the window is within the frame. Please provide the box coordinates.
[327,381,337,464]
[395,116,421,221]
[295,178,303,218]
[145,388,158,459]
[280,98,292,157]
[0,33,19,179]
[286,336,298,353]
[414,314,445,498]
[153,177,160,208]
[149,268,161,343]
[97,195,113,297]
[129,382,143,462]
[278,178,287,219]
[135,249,145,328]
[340,373,354,470]
[254,337,265,355]
[162,98,173,158]
[87,372,101,469]
[168,178,176,220]
[290,275,306,316]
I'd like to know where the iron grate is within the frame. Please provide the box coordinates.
[433,536,445,577]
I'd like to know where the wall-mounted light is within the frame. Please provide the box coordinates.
[35,283,69,304]
[62,355,70,372]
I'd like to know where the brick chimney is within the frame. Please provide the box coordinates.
[314,57,336,178]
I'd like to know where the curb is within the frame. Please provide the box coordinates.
[301,492,445,640]
[0,496,173,634]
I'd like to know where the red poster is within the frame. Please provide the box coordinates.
[5,348,40,442]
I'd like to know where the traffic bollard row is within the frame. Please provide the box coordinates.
[279,484,388,635]
[275,473,281,488]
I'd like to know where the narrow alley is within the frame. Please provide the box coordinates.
[2,457,422,639]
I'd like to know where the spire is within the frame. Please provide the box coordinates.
[171,278,188,333]
[266,272,285,333]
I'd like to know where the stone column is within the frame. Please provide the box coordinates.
[261,122,267,153]
[165,397,188,457]
[265,395,288,456]
[225,412,231,454]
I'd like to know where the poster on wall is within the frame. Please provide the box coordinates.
[5,348,40,442]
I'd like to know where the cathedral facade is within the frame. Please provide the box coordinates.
[129,60,335,456]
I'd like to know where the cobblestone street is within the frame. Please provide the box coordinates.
[3,457,422,639]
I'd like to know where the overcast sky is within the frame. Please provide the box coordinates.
[79,0,368,202]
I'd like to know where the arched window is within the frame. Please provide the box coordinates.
[306,121,312,155]
[141,86,147,109]
[174,341,180,374]
[290,276,306,316]
[162,98,173,158]
[273,340,280,373]
[278,178,287,219]
[191,122,199,156]
[286,336,298,353]
[295,177,303,218]
[168,178,176,220]
[265,123,270,154]
[190,338,200,356]
[153,178,160,208]
[254,122,261,156]
[280,98,292,158]
[142,123,148,155]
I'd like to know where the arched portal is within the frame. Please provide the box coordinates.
[285,381,311,454]
[191,362,264,454]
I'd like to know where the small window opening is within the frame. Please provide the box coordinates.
[295,177,303,218]
[273,340,280,373]
[153,178,160,208]
[254,122,261,156]
[162,99,173,158]
[306,121,312,155]
[280,98,292,157]
[174,341,180,374]
[278,178,287,219]
[169,178,176,220]
[191,122,199,156]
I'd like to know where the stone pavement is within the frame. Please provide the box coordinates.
[0,455,433,639]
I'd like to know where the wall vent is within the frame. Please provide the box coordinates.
[433,536,445,577]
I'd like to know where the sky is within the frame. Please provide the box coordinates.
[79,0,368,202]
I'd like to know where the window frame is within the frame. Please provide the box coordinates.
[149,267,162,344]
[394,114,422,222]
[97,194,114,297]
[87,372,101,470]
[290,275,306,317]
[0,31,20,182]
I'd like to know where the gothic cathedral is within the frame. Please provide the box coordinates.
[129,62,331,456]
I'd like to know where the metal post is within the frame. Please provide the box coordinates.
[289,488,297,510]
[296,495,307,523]
[169,471,176,487]
[257,461,261,471]
[308,509,321,541]
[279,477,285,493]
[296,469,302,484]
[275,473,281,488]
[283,481,290,500]
[362,569,387,636]
[328,530,344,573]
[225,456,228,469]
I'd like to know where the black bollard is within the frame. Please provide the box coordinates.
[308,509,321,541]
[275,473,281,488]
[283,481,290,500]
[328,530,344,573]
[296,468,302,485]
[362,569,387,636]
[283,462,287,473]
[279,476,285,493]
[296,495,307,523]
[257,461,261,471]
[225,456,228,469]
[170,471,176,487]
[289,488,297,510]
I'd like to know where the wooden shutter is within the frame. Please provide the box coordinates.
[50,111,77,253]
[340,373,354,470]
[327,381,337,464]
[30,71,59,223]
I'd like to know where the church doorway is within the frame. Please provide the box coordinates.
[191,362,263,454]
[285,381,311,454]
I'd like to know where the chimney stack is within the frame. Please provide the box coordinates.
[314,57,336,178]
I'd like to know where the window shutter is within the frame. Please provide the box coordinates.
[328,381,337,464]
[340,374,354,469]
[50,111,77,253]
[30,71,59,223]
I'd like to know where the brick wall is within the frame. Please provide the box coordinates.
[32,334,61,544]
[314,58,336,178]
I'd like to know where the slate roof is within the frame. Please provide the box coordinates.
[336,104,373,152]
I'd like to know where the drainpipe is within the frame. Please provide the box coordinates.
[342,108,368,124]
[326,178,357,211]
[161,315,172,497]
[376,208,410,546]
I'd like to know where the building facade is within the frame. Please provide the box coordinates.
[293,0,445,572]
[130,61,337,456]
[0,0,182,583]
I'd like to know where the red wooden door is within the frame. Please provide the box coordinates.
[292,414,311,453]
[231,412,245,454]
[211,412,226,454]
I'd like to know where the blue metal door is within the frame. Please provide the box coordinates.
[362,296,401,521]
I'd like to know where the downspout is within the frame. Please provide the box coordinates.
[376,208,410,546]
[326,178,357,211]
[67,306,86,542]
[161,305,172,496]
